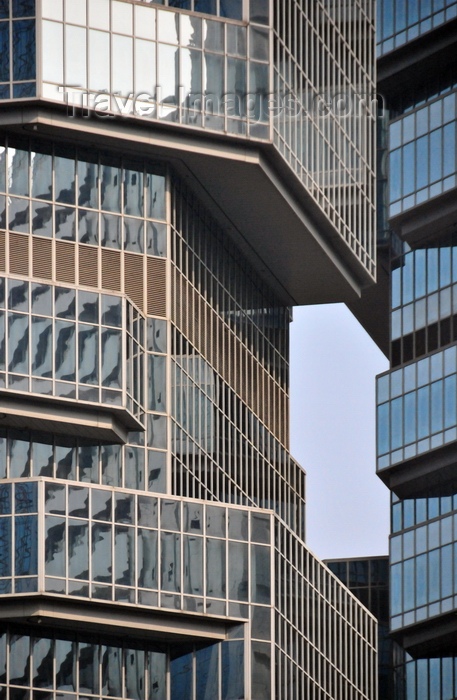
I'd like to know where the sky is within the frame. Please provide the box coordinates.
[290,303,390,561]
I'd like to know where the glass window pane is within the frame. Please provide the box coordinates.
[42,20,63,84]
[138,528,158,589]
[15,514,38,574]
[9,635,30,685]
[78,324,99,385]
[55,320,76,381]
[92,523,112,583]
[56,639,76,691]
[45,515,65,576]
[32,637,54,689]
[13,19,35,80]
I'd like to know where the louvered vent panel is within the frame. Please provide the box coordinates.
[124,253,144,310]
[0,231,5,272]
[32,237,52,279]
[101,249,121,292]
[9,233,29,275]
[79,245,99,287]
[55,241,75,283]
[147,257,166,317]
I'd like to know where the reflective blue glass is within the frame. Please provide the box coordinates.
[196,645,219,700]
[0,517,11,576]
[417,386,430,439]
[416,553,427,607]
[15,482,37,513]
[13,0,35,16]
[0,22,9,82]
[222,641,244,700]
[428,548,440,602]
[12,20,36,81]
[170,653,193,700]
[15,514,38,575]
[0,483,11,514]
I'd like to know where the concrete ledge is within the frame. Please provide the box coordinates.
[0,596,241,644]
[378,441,457,499]
[0,393,143,443]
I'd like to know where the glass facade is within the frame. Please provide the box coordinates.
[0,0,36,99]
[377,0,457,56]
[274,0,377,277]
[377,0,457,686]
[0,1,380,697]
[0,128,377,698]
[0,0,377,283]
[389,89,457,218]
[326,557,394,700]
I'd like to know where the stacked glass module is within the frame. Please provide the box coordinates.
[376,0,457,693]
[0,1,378,698]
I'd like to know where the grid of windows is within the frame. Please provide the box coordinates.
[326,557,394,700]
[395,654,457,700]
[144,0,244,21]
[390,503,457,630]
[275,526,378,700]
[0,480,273,616]
[273,0,376,279]
[377,344,457,469]
[389,90,457,218]
[0,136,167,254]
[169,176,307,540]
[377,0,457,56]
[0,126,379,698]
[0,427,167,491]
[0,277,144,423]
[0,625,258,700]
[390,243,457,366]
[0,0,35,99]
[38,2,270,140]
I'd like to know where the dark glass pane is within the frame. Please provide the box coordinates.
[196,645,219,700]
[45,516,65,577]
[101,646,122,697]
[220,0,242,19]
[32,637,54,688]
[0,516,11,576]
[195,0,216,14]
[55,155,75,204]
[79,642,99,694]
[0,23,9,82]
[9,635,30,685]
[68,519,89,580]
[250,0,269,24]
[92,523,112,583]
[170,653,193,700]
[13,0,35,17]
[13,82,35,98]
[15,481,37,513]
[138,528,158,589]
[15,514,38,574]
[148,651,167,700]
[55,639,76,691]
[228,541,248,601]
[222,641,244,700]
[251,641,270,698]
[12,19,35,81]
[0,483,11,514]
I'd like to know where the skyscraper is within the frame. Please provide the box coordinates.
[376,1,457,697]
[0,1,377,697]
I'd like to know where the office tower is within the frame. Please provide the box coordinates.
[326,556,398,699]
[0,1,377,697]
[376,1,457,698]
